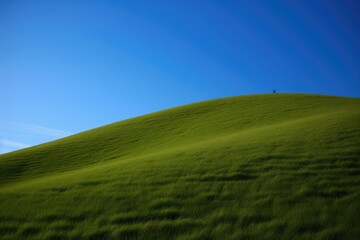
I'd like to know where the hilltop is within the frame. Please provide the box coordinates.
[0,94,359,239]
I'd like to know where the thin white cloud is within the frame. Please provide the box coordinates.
[0,139,30,154]
[0,120,72,138]
[0,139,30,149]
[0,120,73,154]
[10,122,72,138]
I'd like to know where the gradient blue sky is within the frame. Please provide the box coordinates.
[1,0,360,153]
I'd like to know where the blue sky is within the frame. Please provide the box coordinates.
[1,0,360,153]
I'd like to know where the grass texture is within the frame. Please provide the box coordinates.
[0,94,359,239]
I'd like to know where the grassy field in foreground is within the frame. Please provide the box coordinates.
[0,94,360,240]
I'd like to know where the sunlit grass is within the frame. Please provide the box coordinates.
[0,94,359,239]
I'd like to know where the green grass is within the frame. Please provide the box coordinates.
[1,93,359,239]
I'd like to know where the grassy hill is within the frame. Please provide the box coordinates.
[0,94,359,240]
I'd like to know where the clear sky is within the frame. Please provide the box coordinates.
[1,0,360,153]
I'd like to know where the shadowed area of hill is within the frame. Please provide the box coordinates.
[0,94,359,240]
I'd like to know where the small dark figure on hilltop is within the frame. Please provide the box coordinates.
[273,89,277,94]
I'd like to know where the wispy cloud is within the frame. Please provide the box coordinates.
[0,120,72,154]
[0,139,31,154]
[0,139,30,149]
[9,122,72,138]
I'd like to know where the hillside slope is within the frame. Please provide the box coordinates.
[0,94,360,240]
